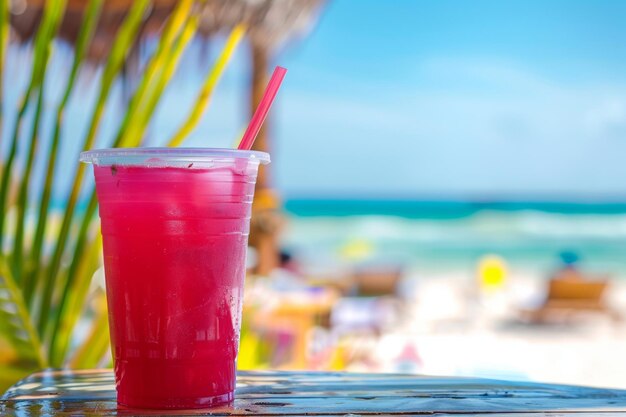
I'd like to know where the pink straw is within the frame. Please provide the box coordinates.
[238,66,287,151]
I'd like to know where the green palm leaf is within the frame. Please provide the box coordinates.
[0,257,45,369]
[12,0,69,279]
[122,12,200,145]
[48,199,99,366]
[168,24,246,147]
[25,0,105,306]
[0,0,68,255]
[39,0,150,338]
[0,0,9,133]
[113,0,195,147]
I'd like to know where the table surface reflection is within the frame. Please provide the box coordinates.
[3,369,626,415]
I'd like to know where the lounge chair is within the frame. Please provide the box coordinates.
[352,265,403,297]
[520,277,620,323]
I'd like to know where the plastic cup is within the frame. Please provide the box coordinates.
[80,147,270,409]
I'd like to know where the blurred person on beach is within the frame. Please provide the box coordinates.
[551,251,584,282]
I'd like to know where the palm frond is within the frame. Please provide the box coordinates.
[168,24,246,147]
[0,0,9,133]
[113,0,195,147]
[12,0,69,279]
[48,198,99,366]
[0,257,45,369]
[0,0,68,254]
[39,0,151,338]
[12,86,45,279]
[25,0,105,306]
[122,12,201,146]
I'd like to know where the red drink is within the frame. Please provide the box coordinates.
[83,148,269,409]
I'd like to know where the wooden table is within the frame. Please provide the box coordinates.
[3,369,626,416]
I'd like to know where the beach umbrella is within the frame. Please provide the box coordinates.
[9,0,323,60]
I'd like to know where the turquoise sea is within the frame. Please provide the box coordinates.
[282,200,626,278]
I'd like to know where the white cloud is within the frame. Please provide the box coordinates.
[275,57,626,197]
[584,97,626,138]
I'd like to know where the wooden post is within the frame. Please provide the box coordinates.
[248,39,280,276]
[250,40,270,189]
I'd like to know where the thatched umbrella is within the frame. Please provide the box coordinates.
[9,0,325,275]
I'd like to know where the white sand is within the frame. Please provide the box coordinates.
[342,270,626,389]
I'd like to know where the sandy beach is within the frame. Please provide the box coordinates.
[338,270,626,389]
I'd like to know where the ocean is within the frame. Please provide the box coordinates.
[282,200,626,278]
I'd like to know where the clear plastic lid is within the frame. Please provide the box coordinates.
[80,147,270,167]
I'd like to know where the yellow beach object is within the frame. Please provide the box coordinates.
[340,239,374,260]
[477,255,507,291]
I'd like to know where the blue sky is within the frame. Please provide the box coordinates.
[267,0,626,198]
[6,0,626,200]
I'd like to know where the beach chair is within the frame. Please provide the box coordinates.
[520,277,619,323]
[352,265,403,297]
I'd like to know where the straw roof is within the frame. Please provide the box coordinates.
[198,0,323,47]
[9,0,324,60]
